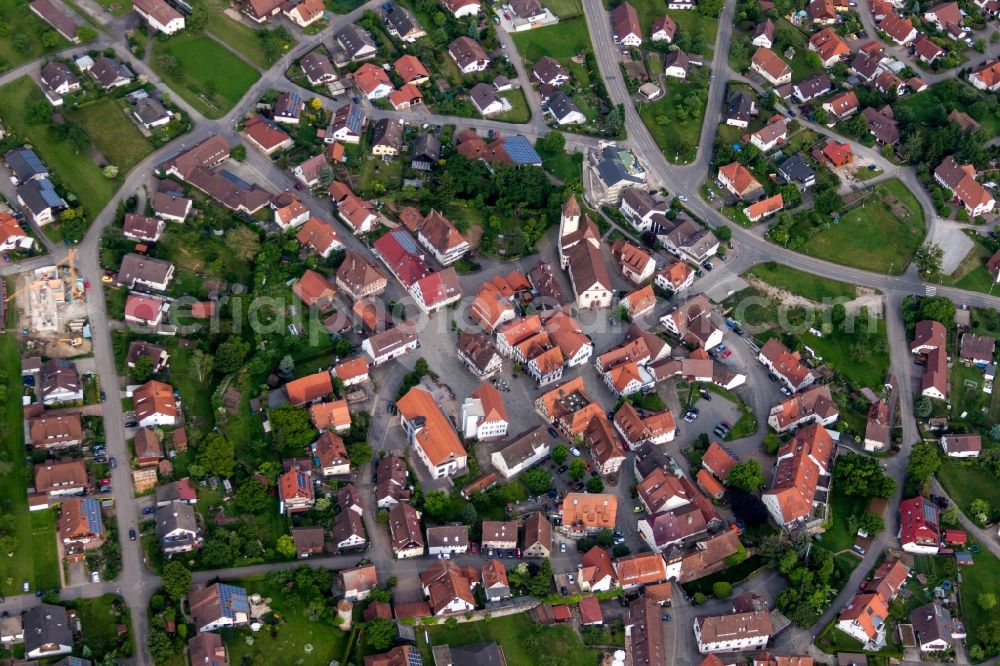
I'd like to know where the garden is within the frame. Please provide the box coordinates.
[150,33,260,118]
[0,333,61,596]
[0,0,93,71]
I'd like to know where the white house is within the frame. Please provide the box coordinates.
[693,612,773,654]
[490,427,552,478]
[133,0,185,34]
[461,384,509,440]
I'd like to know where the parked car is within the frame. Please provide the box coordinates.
[547,427,559,438]
[109,457,117,469]
[128,529,137,541]
[91,571,100,583]
[570,447,581,457]
[560,542,566,553]
[142,506,156,515]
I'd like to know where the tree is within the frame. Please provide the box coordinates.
[276,535,297,558]
[318,165,335,188]
[586,476,604,493]
[522,468,552,494]
[857,512,885,537]
[918,296,955,325]
[693,592,707,604]
[715,225,732,242]
[227,227,261,262]
[970,498,991,526]
[102,165,119,179]
[699,0,723,16]
[278,354,295,378]
[269,404,316,457]
[309,97,322,110]
[551,444,568,465]
[726,460,764,492]
[12,33,31,53]
[422,490,451,521]
[539,130,565,153]
[26,102,51,124]
[979,592,997,610]
[366,618,396,651]
[915,396,933,418]
[914,242,944,278]
[230,144,247,161]
[940,505,959,526]
[214,336,251,374]
[234,478,271,513]
[712,581,732,598]
[527,558,553,596]
[568,458,586,481]
[190,349,213,383]
[461,502,478,525]
[813,107,829,126]
[834,453,896,498]
[989,423,1000,441]
[907,442,940,491]
[596,529,614,547]
[131,355,155,382]
[161,561,192,600]
[197,433,235,477]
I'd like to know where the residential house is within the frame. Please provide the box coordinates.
[523,511,552,557]
[406,208,469,265]
[864,399,891,451]
[960,332,995,365]
[242,116,294,155]
[28,414,83,449]
[372,118,404,157]
[441,0,480,18]
[389,502,425,558]
[726,92,757,128]
[336,24,378,61]
[914,35,944,63]
[923,2,965,36]
[628,598,666,664]
[398,386,468,479]
[934,156,995,217]
[612,240,656,283]
[651,15,677,41]
[420,560,478,615]
[354,63,393,100]
[151,191,191,222]
[394,54,430,85]
[586,415,627,475]
[274,91,304,124]
[702,442,738,481]
[35,459,88,497]
[621,285,657,319]
[615,552,668,590]
[612,2,642,46]
[880,11,917,44]
[778,154,816,188]
[655,260,695,292]
[155,478,197,506]
[278,469,314,514]
[809,28,851,67]
[188,634,228,666]
[910,602,954,653]
[560,493,617,538]
[544,91,586,125]
[863,106,900,145]
[292,269,336,310]
[132,379,177,427]
[333,356,369,387]
[134,427,163,466]
[300,51,337,86]
[17,178,66,225]
[461,383,509,440]
[637,467,691,514]
[638,501,718,552]
[660,294,724,349]
[23,604,73,660]
[284,371,333,406]
[481,520,518,550]
[39,62,79,103]
[296,218,344,258]
[240,0,282,21]
[718,162,764,201]
[188,583,250,632]
[327,102,366,144]
[614,403,676,449]
[449,36,490,73]
[941,433,981,458]
[457,331,503,379]
[156,501,202,553]
[59,497,105,557]
[822,91,859,123]
[470,83,508,116]
[383,4,426,42]
[743,194,783,223]
[491,426,553,478]
[533,55,571,85]
[86,57,134,89]
[336,251,387,299]
[762,424,834,530]
[750,115,787,152]
[481,559,511,601]
[767,384,839,433]
[752,19,775,47]
[969,59,1000,92]
[363,326,419,366]
[758,338,817,393]
[341,564,378,600]
[694,611,774,653]
[133,97,172,129]
[39,358,82,405]
[579,546,617,591]
[792,74,833,103]
[750,47,792,84]
[329,181,379,233]
[312,431,351,475]
[836,593,889,649]
[427,526,469,555]
[285,0,325,26]
[332,507,367,549]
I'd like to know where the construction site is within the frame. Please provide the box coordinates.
[9,250,93,357]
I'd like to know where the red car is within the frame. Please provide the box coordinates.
[722,349,732,359]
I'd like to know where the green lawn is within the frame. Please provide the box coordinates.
[781,20,824,81]
[420,613,601,666]
[150,34,259,118]
[546,0,583,17]
[222,576,349,666]
[70,98,155,173]
[957,540,1000,659]
[537,146,582,183]
[816,484,866,553]
[0,0,72,71]
[937,235,997,295]
[897,80,1000,139]
[0,334,61,594]
[0,77,118,219]
[638,78,708,164]
[948,361,993,425]
[496,88,532,124]
[802,319,889,388]
[937,458,999,520]
[746,262,857,302]
[77,594,132,656]
[203,0,275,69]
[797,179,925,274]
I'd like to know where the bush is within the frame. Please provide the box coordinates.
[712,581,732,599]
[693,592,707,605]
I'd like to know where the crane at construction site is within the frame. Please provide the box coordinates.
[3,250,81,305]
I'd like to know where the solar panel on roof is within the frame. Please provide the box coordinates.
[391,229,421,255]
[408,649,423,666]
[37,179,65,207]
[82,498,104,533]
[218,583,250,616]
[19,149,46,174]
[503,135,541,165]
[220,170,253,190]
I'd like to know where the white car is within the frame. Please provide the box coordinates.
[570,447,582,457]
[91,571,100,583]
[560,542,567,553]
